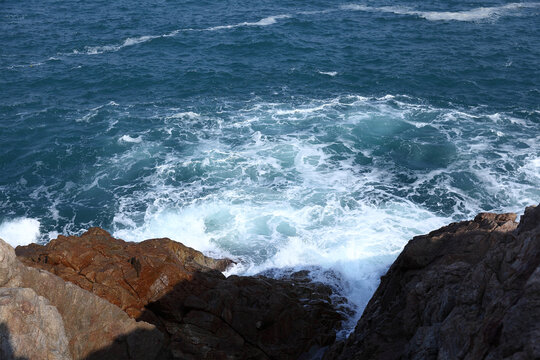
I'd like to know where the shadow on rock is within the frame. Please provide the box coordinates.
[0,323,29,360]
[76,269,346,360]
[16,228,347,360]
[140,270,346,359]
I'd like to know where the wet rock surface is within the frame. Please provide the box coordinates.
[324,205,540,360]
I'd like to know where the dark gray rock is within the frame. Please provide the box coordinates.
[325,205,540,360]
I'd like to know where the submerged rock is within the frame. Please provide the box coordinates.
[325,205,540,360]
[16,228,346,359]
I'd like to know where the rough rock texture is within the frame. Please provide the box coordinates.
[17,228,346,359]
[325,205,540,360]
[0,287,70,360]
[141,270,346,360]
[0,237,163,360]
[16,227,233,319]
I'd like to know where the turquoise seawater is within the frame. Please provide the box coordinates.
[1,0,539,330]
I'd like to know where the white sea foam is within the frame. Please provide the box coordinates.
[70,0,535,58]
[35,94,536,334]
[0,218,41,247]
[76,101,118,122]
[73,28,181,55]
[118,135,143,144]
[70,13,291,56]
[341,2,540,21]
[318,71,338,76]
[77,35,159,55]
[7,61,45,69]
[102,96,467,330]
[167,111,200,119]
[205,14,291,31]
[521,156,540,183]
[15,1,540,66]
[69,14,292,55]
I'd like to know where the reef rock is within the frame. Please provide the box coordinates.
[325,205,540,360]
[17,228,346,359]
[0,237,163,360]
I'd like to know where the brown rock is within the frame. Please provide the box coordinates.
[0,287,71,360]
[324,205,540,360]
[0,237,163,360]
[16,227,233,319]
[16,228,346,359]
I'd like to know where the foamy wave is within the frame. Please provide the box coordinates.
[115,197,449,317]
[205,14,291,31]
[342,2,540,21]
[76,101,119,122]
[318,71,338,76]
[0,218,40,247]
[70,14,292,55]
[29,94,537,332]
[105,95,461,329]
[167,111,200,119]
[73,29,180,55]
[7,61,45,69]
[70,13,291,55]
[118,135,143,144]
[75,35,158,55]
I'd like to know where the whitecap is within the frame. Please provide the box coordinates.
[205,14,291,31]
[78,94,539,334]
[341,2,540,21]
[318,71,338,76]
[0,218,41,247]
[118,135,143,144]
[72,29,184,55]
[167,111,200,119]
[81,34,160,55]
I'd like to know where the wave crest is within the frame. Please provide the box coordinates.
[342,2,540,21]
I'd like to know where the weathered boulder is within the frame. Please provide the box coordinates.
[16,227,233,319]
[0,237,163,360]
[0,287,71,360]
[16,228,346,359]
[324,205,540,360]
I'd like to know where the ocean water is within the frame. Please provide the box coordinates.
[1,0,539,331]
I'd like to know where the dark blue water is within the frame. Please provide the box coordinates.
[1,0,539,329]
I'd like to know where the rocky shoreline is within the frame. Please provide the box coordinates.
[1,204,539,359]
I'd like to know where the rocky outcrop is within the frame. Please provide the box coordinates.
[0,237,163,360]
[16,228,346,359]
[9,204,539,360]
[0,287,70,360]
[140,270,346,359]
[16,228,233,319]
[325,205,540,360]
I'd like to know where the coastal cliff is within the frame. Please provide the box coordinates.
[1,204,539,359]
[325,204,540,360]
